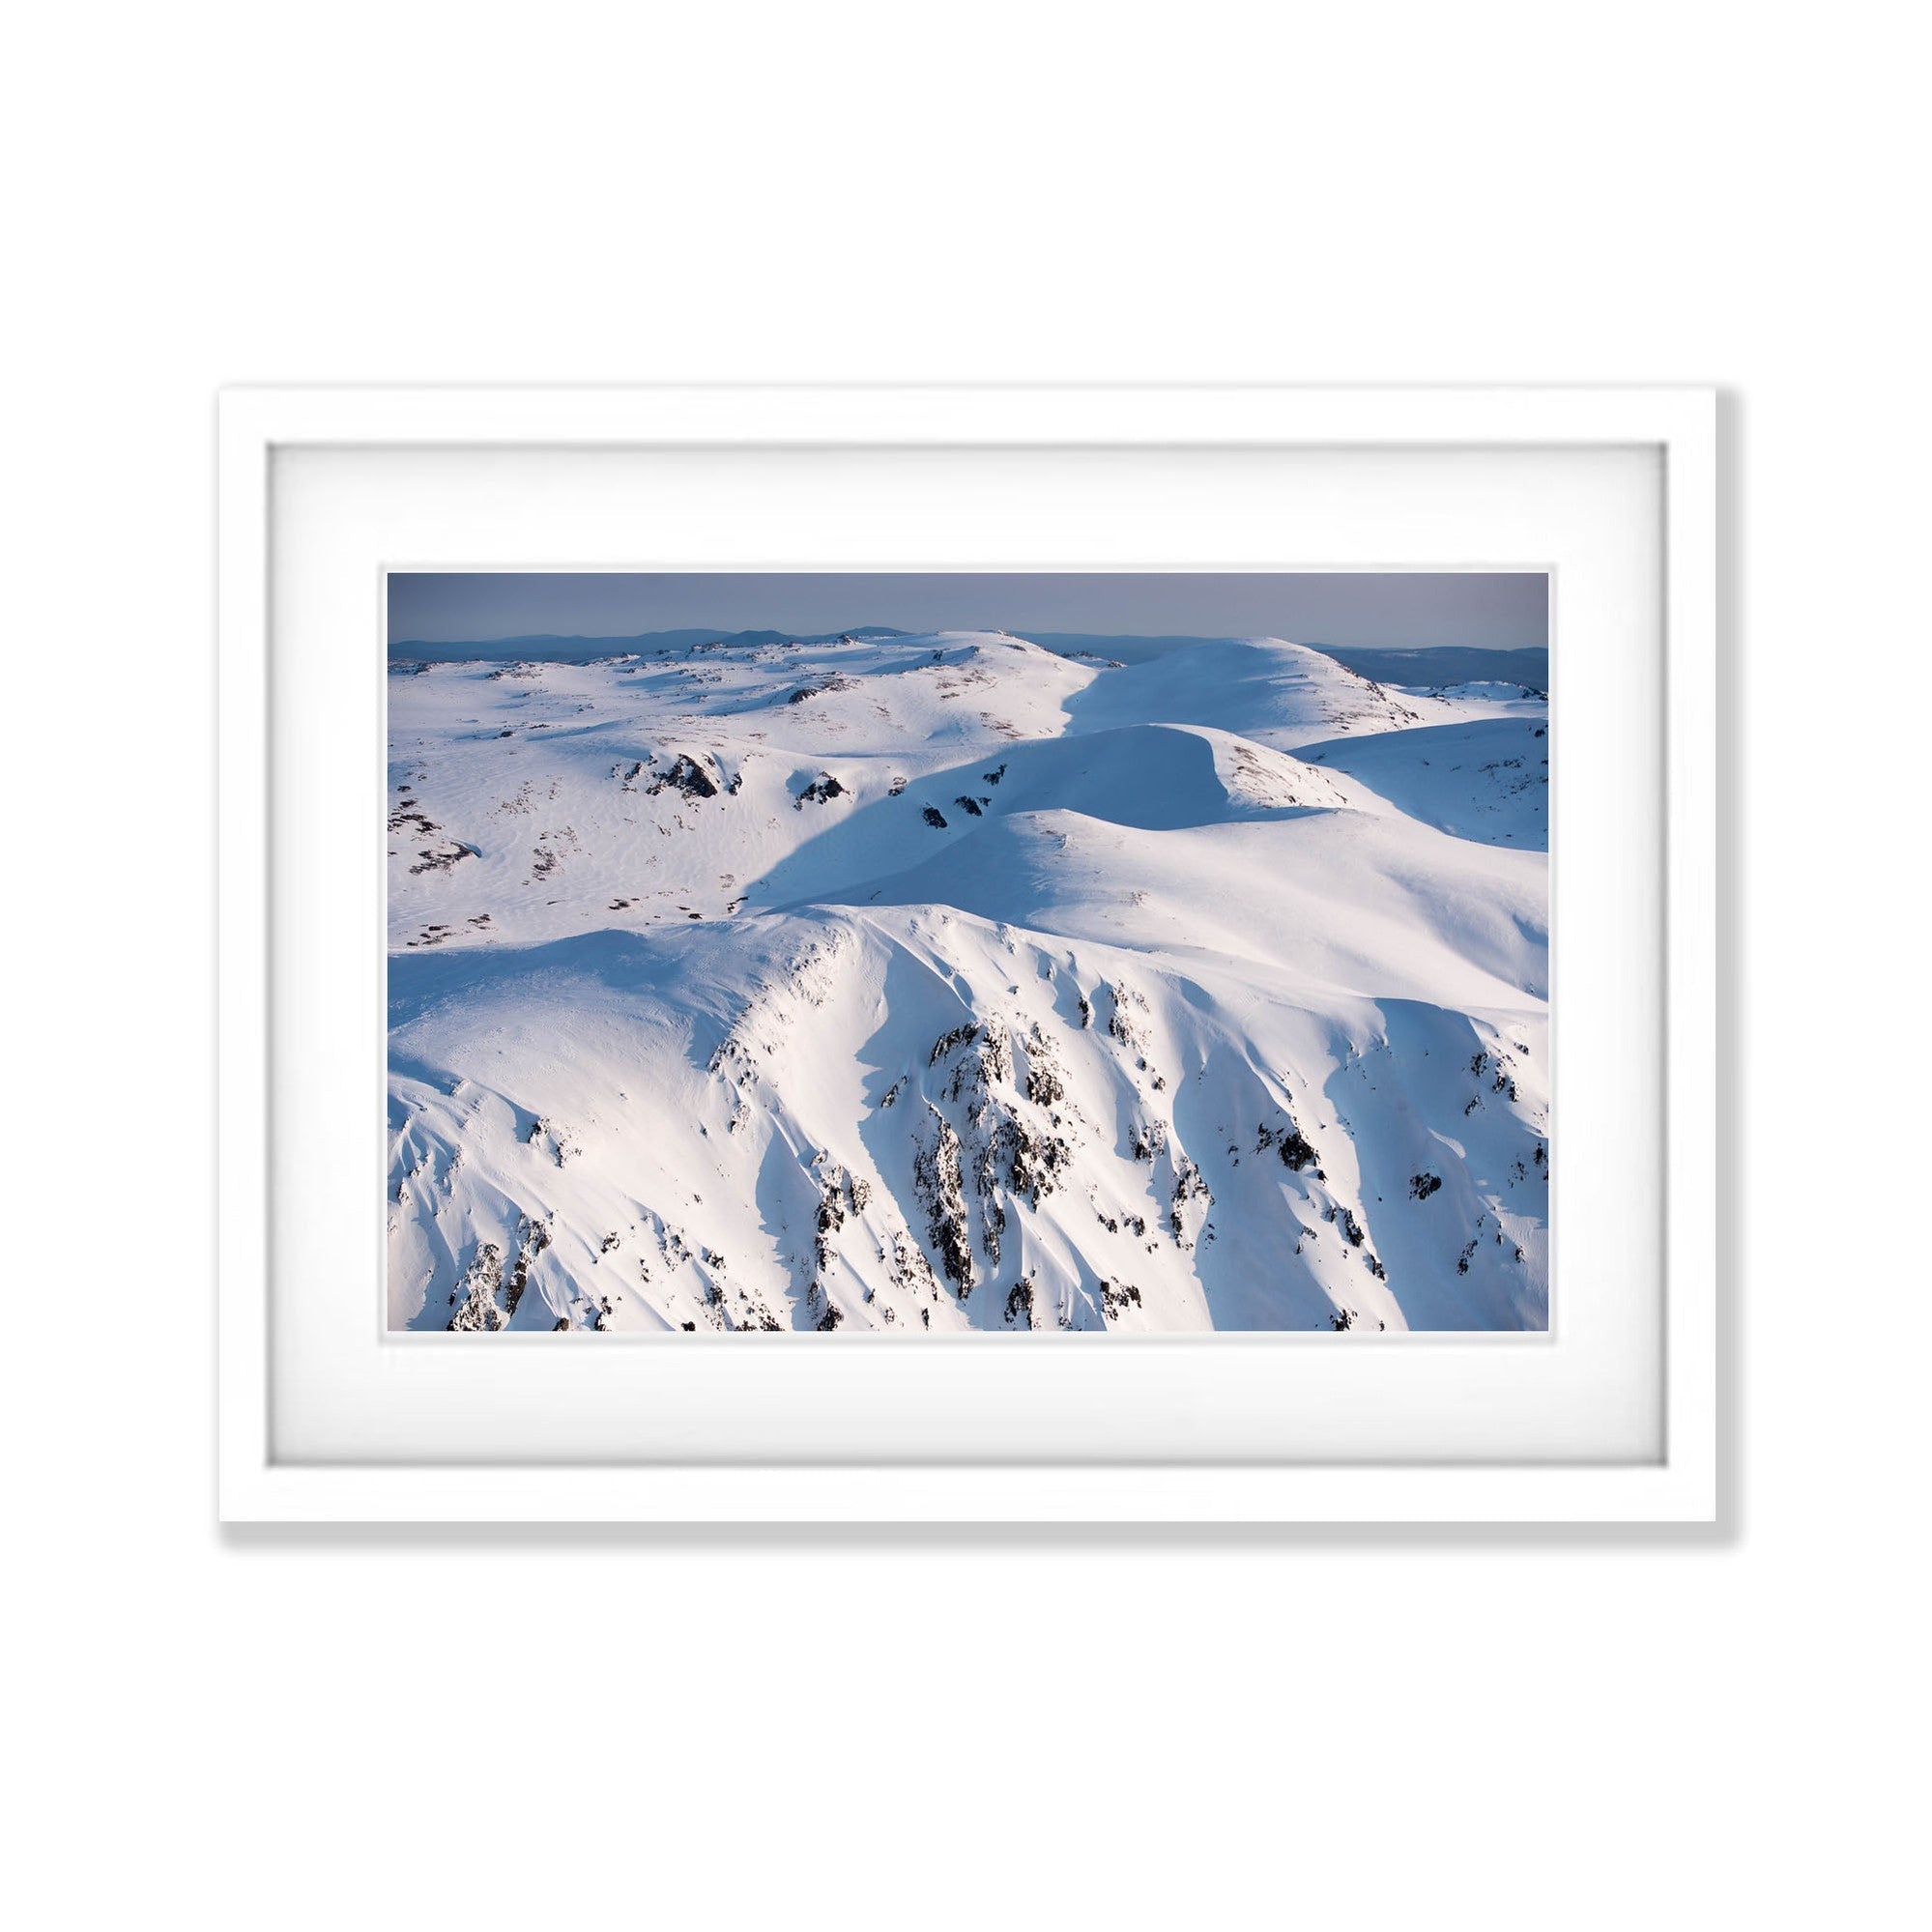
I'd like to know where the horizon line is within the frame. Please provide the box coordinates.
[387,625,1543,650]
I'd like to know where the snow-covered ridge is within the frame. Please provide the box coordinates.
[388,630,1549,1331]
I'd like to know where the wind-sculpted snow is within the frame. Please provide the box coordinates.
[388,629,1550,1331]
[1299,715,1550,851]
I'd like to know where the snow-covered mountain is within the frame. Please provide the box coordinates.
[388,630,1549,1333]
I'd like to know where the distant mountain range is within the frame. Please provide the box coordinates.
[1317,645,1547,692]
[389,627,909,662]
[389,626,1548,691]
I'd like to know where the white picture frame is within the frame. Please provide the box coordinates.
[218,385,1716,1523]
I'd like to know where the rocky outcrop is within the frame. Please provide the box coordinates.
[1257,1116,1323,1176]
[1168,1158,1211,1248]
[447,1214,552,1332]
[794,773,847,808]
[912,1107,973,1296]
[649,754,720,800]
[903,1019,1078,1292]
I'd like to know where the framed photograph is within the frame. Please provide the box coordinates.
[218,385,1716,1522]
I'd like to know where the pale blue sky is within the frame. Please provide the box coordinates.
[389,571,1546,650]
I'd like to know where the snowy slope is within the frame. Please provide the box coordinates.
[388,631,1550,1333]
[1299,714,1550,850]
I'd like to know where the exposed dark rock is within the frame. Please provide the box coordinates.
[447,1215,551,1332]
[786,674,853,706]
[409,840,478,877]
[912,1109,973,1296]
[1105,982,1145,1049]
[649,753,719,800]
[1409,1171,1443,1200]
[944,1024,1008,1097]
[1024,1062,1063,1108]
[1168,1159,1211,1245]
[447,1243,503,1333]
[811,1160,868,1273]
[922,805,948,829]
[929,1022,979,1065]
[794,773,847,808]
[1001,1117,1069,1208]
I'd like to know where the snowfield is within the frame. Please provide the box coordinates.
[388,629,1549,1333]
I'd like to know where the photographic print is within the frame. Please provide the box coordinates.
[387,571,1549,1335]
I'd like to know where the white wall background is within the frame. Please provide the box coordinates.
[7,4,1923,1926]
